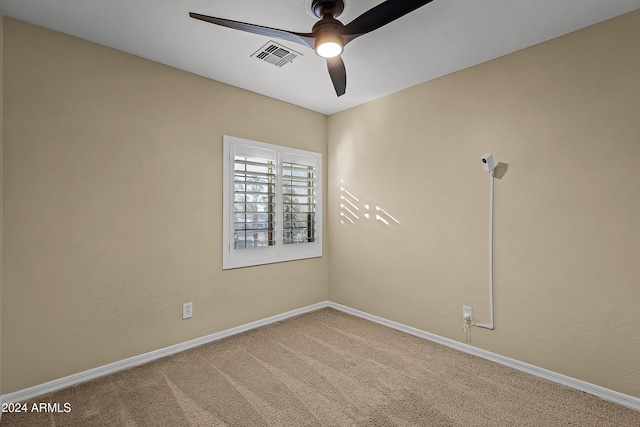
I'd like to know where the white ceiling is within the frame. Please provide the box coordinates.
[2,0,639,115]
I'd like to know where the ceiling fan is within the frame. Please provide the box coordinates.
[189,0,435,97]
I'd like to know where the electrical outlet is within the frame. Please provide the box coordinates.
[463,306,473,322]
[182,302,193,320]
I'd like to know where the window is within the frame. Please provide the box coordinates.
[223,135,322,269]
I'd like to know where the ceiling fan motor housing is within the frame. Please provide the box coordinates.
[312,14,344,36]
[311,0,344,18]
[312,15,345,56]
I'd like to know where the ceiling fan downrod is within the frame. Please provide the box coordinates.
[311,0,344,18]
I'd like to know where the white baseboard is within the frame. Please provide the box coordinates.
[328,302,640,412]
[3,300,639,413]
[1,301,330,404]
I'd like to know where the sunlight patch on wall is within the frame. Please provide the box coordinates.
[375,206,400,225]
[340,180,400,225]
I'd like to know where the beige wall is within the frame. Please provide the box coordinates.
[328,10,640,398]
[2,18,328,393]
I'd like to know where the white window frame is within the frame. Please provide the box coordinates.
[222,135,322,269]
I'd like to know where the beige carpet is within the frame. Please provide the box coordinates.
[2,308,639,426]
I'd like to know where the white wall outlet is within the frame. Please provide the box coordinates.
[463,306,473,322]
[182,302,193,320]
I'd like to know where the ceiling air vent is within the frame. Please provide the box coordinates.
[251,41,302,67]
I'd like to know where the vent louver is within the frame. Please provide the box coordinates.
[251,41,302,67]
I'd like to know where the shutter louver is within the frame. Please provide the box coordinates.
[233,156,276,249]
[282,162,316,244]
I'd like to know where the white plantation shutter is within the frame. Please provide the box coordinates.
[233,156,276,249]
[282,162,316,244]
[223,136,322,269]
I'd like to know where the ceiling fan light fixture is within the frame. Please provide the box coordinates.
[316,40,343,58]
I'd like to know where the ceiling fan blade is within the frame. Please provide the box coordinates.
[189,12,315,49]
[342,0,434,44]
[326,56,346,97]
